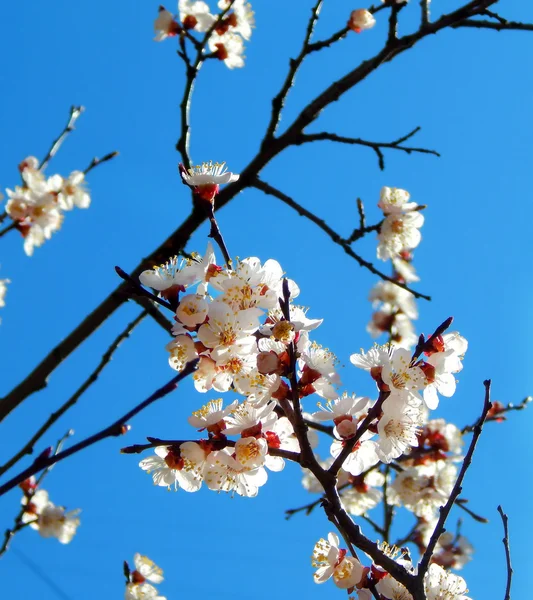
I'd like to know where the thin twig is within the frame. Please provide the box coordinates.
[0,221,16,238]
[0,311,148,478]
[416,380,493,587]
[253,179,431,300]
[294,127,440,171]
[455,498,489,523]
[39,106,84,171]
[497,505,513,600]
[0,430,73,557]
[115,266,174,312]
[420,0,430,27]
[263,0,323,143]
[0,211,7,225]
[0,360,199,498]
[83,151,119,175]
[461,396,531,434]
[454,19,533,32]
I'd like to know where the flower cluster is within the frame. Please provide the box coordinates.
[125,554,166,600]
[19,477,80,544]
[367,188,424,348]
[313,536,470,599]
[3,156,90,255]
[139,400,301,497]
[155,1,255,68]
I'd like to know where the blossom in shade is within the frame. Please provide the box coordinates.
[312,533,365,588]
[154,6,181,41]
[348,9,376,33]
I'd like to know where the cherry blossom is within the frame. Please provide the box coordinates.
[154,6,181,41]
[178,0,216,32]
[312,532,365,588]
[125,554,166,600]
[378,186,417,215]
[348,9,376,33]
[180,161,239,201]
[378,211,425,261]
[21,488,80,543]
[139,443,206,491]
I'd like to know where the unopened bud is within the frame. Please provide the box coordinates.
[257,351,282,375]
[348,9,376,33]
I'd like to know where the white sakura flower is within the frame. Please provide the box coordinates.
[263,416,300,472]
[381,347,426,397]
[176,294,208,327]
[424,563,471,600]
[197,301,261,362]
[188,398,238,432]
[205,449,268,497]
[208,32,246,68]
[234,436,268,469]
[154,6,180,41]
[313,394,370,440]
[348,9,376,33]
[260,305,322,336]
[166,335,198,372]
[391,460,457,520]
[35,503,80,543]
[139,443,206,492]
[393,256,420,282]
[376,395,423,461]
[223,400,277,436]
[217,0,255,40]
[378,211,424,260]
[140,255,193,293]
[420,419,463,456]
[179,0,216,31]
[369,281,418,320]
[330,437,380,476]
[21,488,50,528]
[378,187,417,215]
[433,532,474,570]
[312,533,364,588]
[0,278,10,308]
[55,171,90,210]
[126,554,166,600]
[181,160,239,189]
[340,470,385,516]
[376,574,413,600]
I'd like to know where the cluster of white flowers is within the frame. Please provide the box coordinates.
[313,535,470,599]
[155,1,254,68]
[125,554,166,600]
[3,156,90,255]
[19,477,80,544]
[367,187,424,348]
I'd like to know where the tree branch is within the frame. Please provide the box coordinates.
[497,505,513,600]
[0,310,148,478]
[293,127,440,171]
[416,380,493,588]
[39,106,84,171]
[0,360,199,498]
[454,18,533,32]
[253,178,430,300]
[83,150,119,175]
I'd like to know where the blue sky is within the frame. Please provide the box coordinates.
[1,1,532,598]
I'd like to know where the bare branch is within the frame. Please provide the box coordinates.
[420,0,430,27]
[294,127,440,171]
[416,380,493,586]
[253,178,431,300]
[263,0,323,143]
[39,106,84,171]
[454,18,533,32]
[0,311,148,478]
[83,150,119,175]
[461,396,531,434]
[0,221,16,239]
[0,360,199,498]
[497,505,513,600]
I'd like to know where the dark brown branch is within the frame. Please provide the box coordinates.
[307,25,350,53]
[0,211,7,225]
[420,0,430,27]
[0,360,199,498]
[497,505,513,600]
[416,380,493,589]
[121,437,300,463]
[115,266,174,312]
[176,1,236,168]
[39,106,84,171]
[263,0,323,143]
[0,221,16,238]
[454,18,533,32]
[0,311,148,478]
[455,498,489,523]
[0,430,72,557]
[83,151,119,175]
[253,178,430,300]
[293,127,440,171]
